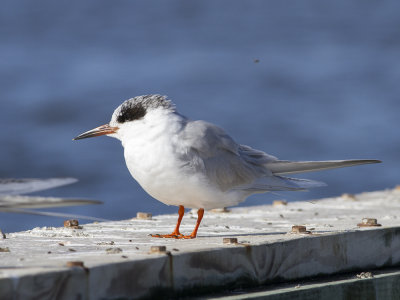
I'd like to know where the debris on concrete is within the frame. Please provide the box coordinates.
[356,271,374,279]
[106,247,123,254]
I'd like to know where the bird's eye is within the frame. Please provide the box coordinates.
[117,103,146,123]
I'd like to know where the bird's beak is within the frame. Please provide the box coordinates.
[73,124,119,140]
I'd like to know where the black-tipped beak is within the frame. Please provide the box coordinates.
[73,124,119,140]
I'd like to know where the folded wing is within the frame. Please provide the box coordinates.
[180,120,381,193]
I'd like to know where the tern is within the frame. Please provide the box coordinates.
[74,94,380,239]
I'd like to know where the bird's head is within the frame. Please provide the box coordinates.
[73,94,175,141]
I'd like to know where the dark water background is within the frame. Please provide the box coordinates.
[1,1,399,232]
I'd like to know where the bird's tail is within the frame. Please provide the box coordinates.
[265,159,381,175]
[239,174,326,192]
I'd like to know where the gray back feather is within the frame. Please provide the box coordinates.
[178,120,275,191]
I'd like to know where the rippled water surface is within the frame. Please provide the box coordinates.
[1,1,399,232]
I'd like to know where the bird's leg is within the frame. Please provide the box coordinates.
[180,208,204,239]
[151,207,204,239]
[151,205,185,238]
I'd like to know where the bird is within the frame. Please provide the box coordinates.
[73,94,381,239]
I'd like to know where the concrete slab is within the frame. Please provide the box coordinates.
[203,269,400,300]
[0,188,400,299]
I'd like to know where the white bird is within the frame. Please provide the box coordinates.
[74,95,380,239]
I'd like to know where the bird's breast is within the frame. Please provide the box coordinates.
[123,132,195,197]
[122,135,234,208]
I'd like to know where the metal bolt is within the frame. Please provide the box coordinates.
[136,212,152,220]
[363,218,377,225]
[64,219,82,229]
[357,218,381,227]
[64,219,79,227]
[341,193,356,200]
[223,237,238,244]
[273,200,287,206]
[210,207,231,213]
[292,225,307,233]
[66,261,84,268]
[150,246,167,253]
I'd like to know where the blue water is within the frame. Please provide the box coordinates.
[1,1,399,232]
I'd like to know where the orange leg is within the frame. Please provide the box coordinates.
[182,208,204,239]
[151,207,205,239]
[151,205,185,238]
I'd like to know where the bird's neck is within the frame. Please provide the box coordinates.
[121,110,186,148]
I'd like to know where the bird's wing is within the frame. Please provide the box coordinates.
[179,121,286,192]
[265,159,381,175]
[238,144,278,165]
[178,121,380,193]
[233,146,326,191]
[0,178,78,195]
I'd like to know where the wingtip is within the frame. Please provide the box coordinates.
[366,159,382,164]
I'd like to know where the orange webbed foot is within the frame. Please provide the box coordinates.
[179,234,196,239]
[150,232,184,239]
[150,232,198,239]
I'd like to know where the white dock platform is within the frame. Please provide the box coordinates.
[1,188,400,299]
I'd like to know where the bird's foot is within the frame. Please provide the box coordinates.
[150,232,184,239]
[150,232,196,239]
[178,234,196,239]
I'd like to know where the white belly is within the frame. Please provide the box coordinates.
[123,142,244,209]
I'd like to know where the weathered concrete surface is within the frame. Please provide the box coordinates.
[0,188,400,299]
